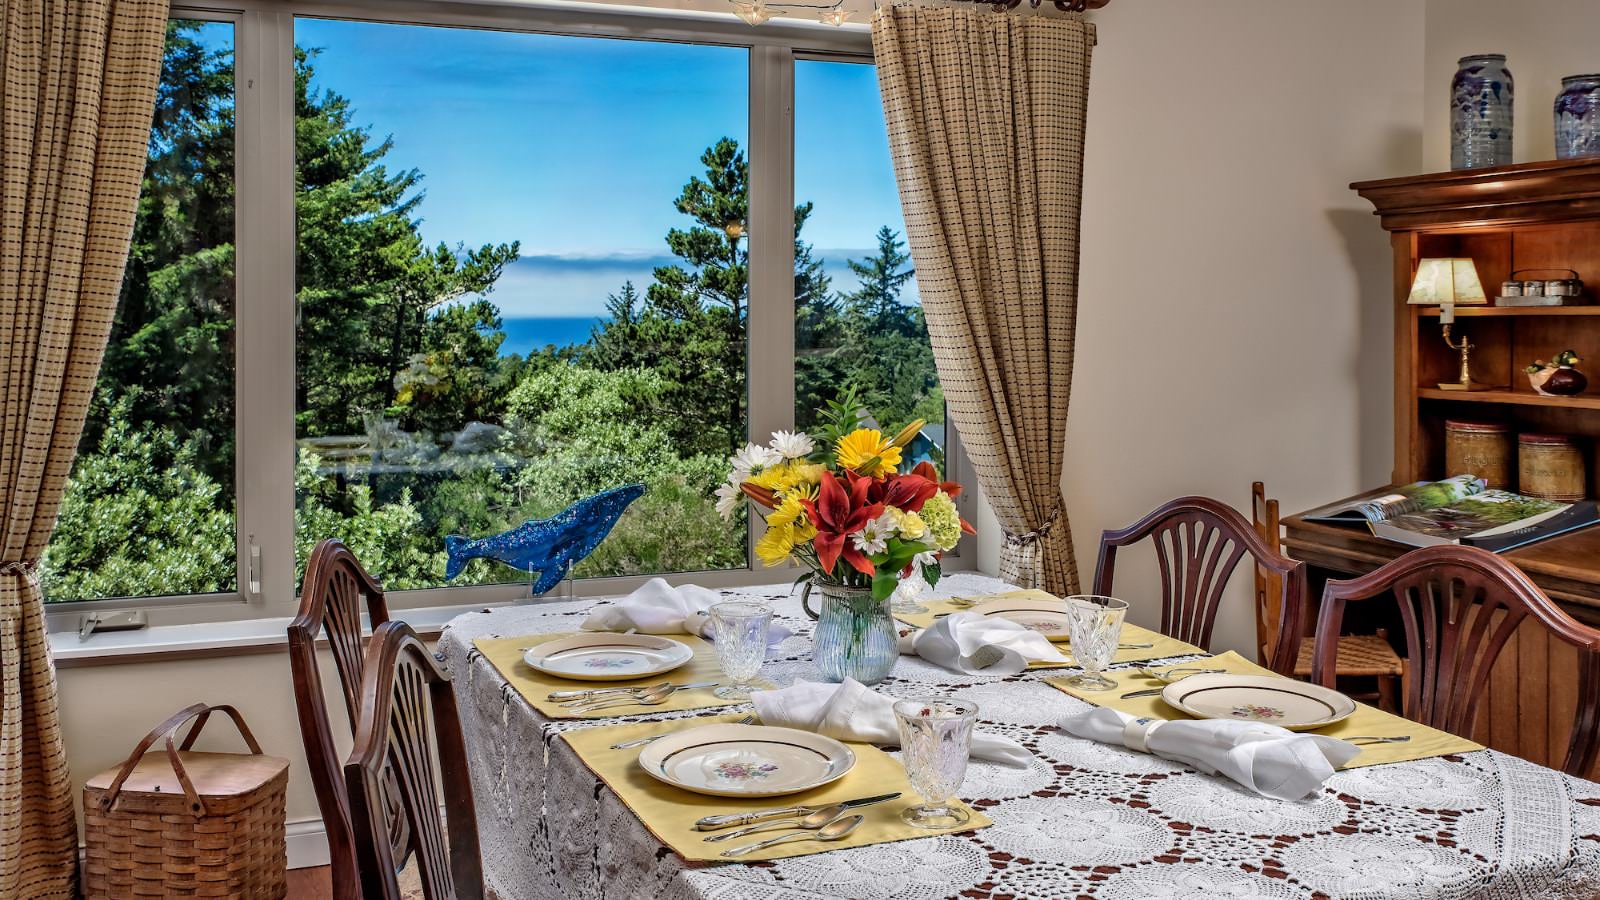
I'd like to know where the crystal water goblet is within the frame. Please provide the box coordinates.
[893,697,977,828]
[1063,595,1127,691]
[709,600,772,700]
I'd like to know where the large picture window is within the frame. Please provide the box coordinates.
[40,3,959,621]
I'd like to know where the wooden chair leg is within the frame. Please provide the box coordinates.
[1376,674,1399,714]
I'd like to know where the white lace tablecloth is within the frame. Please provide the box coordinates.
[438,573,1600,899]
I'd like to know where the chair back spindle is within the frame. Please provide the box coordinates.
[1095,495,1307,675]
[347,622,483,900]
[289,539,396,900]
[1314,544,1600,776]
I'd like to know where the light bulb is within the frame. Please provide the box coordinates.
[732,1,773,24]
[820,6,849,25]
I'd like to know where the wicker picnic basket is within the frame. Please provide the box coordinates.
[83,703,289,899]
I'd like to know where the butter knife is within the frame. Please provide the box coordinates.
[692,792,901,831]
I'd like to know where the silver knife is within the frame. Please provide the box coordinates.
[692,792,901,831]
[548,680,717,702]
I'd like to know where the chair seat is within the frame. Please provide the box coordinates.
[1294,634,1403,677]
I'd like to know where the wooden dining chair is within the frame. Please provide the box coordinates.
[1095,495,1307,675]
[1251,482,1406,711]
[1313,544,1600,777]
[288,539,396,900]
[347,620,484,900]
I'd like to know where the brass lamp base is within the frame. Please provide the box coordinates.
[1437,381,1494,391]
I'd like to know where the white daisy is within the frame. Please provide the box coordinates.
[851,511,897,555]
[768,429,815,460]
[714,479,743,520]
[730,442,782,481]
[911,549,940,570]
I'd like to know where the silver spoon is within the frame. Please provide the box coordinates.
[568,683,682,712]
[719,814,864,858]
[704,801,850,842]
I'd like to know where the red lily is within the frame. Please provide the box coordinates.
[911,461,963,498]
[844,469,937,513]
[801,471,884,576]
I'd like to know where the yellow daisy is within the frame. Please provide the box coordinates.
[767,494,809,530]
[835,428,902,476]
[754,524,796,566]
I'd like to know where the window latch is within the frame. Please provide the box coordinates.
[79,609,148,641]
[248,540,262,597]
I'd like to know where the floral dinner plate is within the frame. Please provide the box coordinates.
[968,597,1073,642]
[522,633,693,682]
[1160,674,1357,731]
[638,724,856,797]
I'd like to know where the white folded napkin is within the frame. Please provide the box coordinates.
[581,578,791,645]
[1059,707,1360,800]
[751,678,1032,767]
[899,611,1070,676]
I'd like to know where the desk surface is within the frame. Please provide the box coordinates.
[1283,496,1600,615]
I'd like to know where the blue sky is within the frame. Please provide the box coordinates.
[292,19,913,318]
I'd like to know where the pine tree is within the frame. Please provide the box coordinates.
[293,45,519,438]
[843,226,916,335]
[89,20,237,486]
[588,138,831,456]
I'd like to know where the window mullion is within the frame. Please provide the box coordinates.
[234,7,299,610]
[746,45,796,567]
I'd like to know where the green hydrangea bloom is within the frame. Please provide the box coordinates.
[921,491,962,551]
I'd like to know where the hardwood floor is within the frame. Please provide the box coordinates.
[286,866,333,899]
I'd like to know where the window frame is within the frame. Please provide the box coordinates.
[44,0,973,634]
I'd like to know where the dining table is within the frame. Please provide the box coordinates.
[438,572,1600,899]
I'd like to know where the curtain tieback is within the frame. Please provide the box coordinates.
[0,559,39,577]
[1003,504,1064,547]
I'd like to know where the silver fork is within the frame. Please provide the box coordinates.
[611,715,757,750]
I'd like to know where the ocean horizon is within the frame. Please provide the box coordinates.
[497,316,606,356]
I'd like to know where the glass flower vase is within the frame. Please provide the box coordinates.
[803,578,900,685]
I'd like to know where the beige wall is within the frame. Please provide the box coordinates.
[1423,0,1600,171]
[58,648,349,856]
[1055,0,1423,653]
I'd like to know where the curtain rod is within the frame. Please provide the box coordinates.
[941,0,1107,11]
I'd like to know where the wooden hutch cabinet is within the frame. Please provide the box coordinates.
[1280,158,1600,777]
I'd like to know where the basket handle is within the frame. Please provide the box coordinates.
[99,702,264,817]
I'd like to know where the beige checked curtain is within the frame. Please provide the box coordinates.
[1,1,169,895]
[871,4,1094,594]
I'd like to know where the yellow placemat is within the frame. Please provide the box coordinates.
[898,591,1205,666]
[1046,651,1483,768]
[475,633,762,720]
[560,713,990,862]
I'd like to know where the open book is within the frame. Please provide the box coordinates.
[1303,475,1600,551]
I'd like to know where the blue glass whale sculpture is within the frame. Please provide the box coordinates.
[443,483,646,593]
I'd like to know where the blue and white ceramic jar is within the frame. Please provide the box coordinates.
[1451,54,1513,170]
[1555,74,1600,160]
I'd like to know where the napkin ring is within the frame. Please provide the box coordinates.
[1121,717,1165,754]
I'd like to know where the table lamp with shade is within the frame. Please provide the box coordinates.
[1408,257,1490,391]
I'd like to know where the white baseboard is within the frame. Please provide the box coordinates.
[287,817,330,869]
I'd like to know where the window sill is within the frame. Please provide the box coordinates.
[50,603,488,668]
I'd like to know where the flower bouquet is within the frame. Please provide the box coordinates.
[716,401,975,599]
[715,397,975,683]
